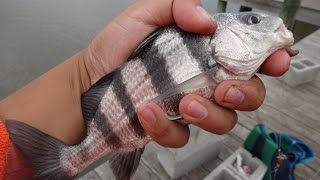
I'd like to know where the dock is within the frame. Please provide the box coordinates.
[79,30,320,180]
[219,0,320,27]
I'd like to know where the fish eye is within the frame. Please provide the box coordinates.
[247,15,261,25]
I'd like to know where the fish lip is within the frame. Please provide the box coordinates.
[275,23,294,44]
[274,24,298,56]
[274,23,290,36]
[274,23,285,33]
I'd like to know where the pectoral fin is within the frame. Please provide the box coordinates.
[150,67,219,119]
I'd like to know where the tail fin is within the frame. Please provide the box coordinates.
[5,120,72,180]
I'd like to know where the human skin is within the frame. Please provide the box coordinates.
[0,0,291,147]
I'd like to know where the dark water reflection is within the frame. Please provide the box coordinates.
[0,0,127,98]
[0,0,215,98]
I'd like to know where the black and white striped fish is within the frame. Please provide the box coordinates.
[5,12,296,180]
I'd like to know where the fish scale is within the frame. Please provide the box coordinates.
[5,12,295,180]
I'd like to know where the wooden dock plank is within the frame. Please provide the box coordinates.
[202,157,224,171]
[293,30,320,60]
[93,162,115,180]
[132,161,162,180]
[263,77,320,131]
[139,143,172,180]
[78,170,102,180]
[181,166,210,180]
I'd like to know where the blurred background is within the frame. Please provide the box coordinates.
[1,0,318,99]
[0,0,215,99]
[1,1,319,179]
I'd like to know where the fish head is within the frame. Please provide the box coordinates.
[212,12,294,76]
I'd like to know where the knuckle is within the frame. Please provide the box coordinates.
[149,124,171,139]
[229,111,238,127]
[174,138,189,148]
[189,116,206,128]
[243,77,266,111]
[207,109,237,135]
[254,81,266,108]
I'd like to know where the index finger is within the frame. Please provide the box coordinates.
[258,49,291,77]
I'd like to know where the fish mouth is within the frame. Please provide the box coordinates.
[274,23,298,56]
[275,24,294,43]
[275,24,293,39]
[274,23,286,32]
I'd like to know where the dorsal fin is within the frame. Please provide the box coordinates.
[127,27,165,60]
[81,71,114,122]
[81,28,165,122]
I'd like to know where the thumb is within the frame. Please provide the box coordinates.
[137,103,190,148]
[81,0,216,90]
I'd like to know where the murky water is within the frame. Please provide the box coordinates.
[0,0,216,99]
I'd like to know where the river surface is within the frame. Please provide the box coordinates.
[0,0,216,99]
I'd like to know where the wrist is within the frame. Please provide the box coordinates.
[0,50,90,144]
[0,102,4,120]
[72,48,94,93]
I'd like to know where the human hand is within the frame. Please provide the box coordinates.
[137,50,290,148]
[84,0,291,147]
[0,0,291,146]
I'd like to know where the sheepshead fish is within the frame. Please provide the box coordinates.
[5,12,295,180]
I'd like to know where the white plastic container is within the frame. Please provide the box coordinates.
[204,147,267,180]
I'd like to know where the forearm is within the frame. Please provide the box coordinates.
[0,50,90,144]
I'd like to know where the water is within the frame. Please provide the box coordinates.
[0,0,216,99]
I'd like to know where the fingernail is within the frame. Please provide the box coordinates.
[187,100,208,120]
[196,6,212,21]
[140,106,157,125]
[224,87,245,105]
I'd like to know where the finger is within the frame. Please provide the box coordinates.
[214,76,266,111]
[173,0,217,34]
[179,94,237,135]
[258,49,291,76]
[137,103,190,148]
